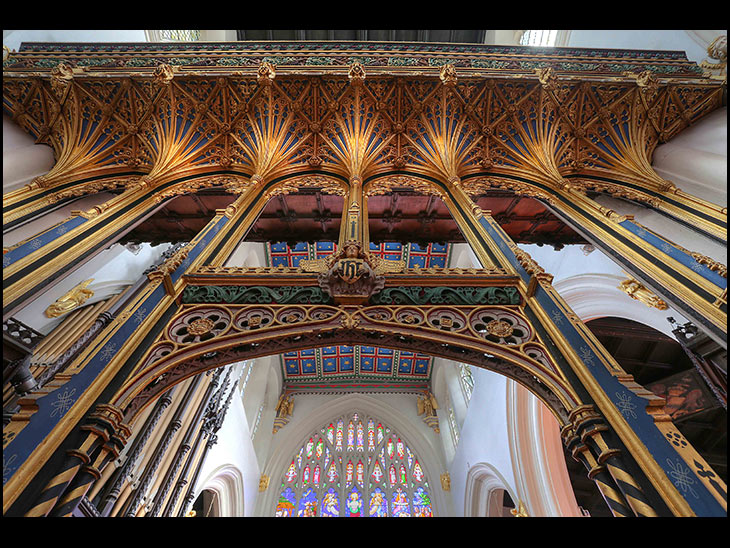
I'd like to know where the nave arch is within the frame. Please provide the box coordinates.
[463,462,516,517]
[195,464,245,518]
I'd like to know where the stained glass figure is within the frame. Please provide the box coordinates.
[326,423,334,444]
[285,461,297,483]
[389,464,396,486]
[316,439,324,459]
[335,420,344,451]
[275,487,296,517]
[369,488,388,517]
[313,465,321,486]
[347,421,355,451]
[413,487,432,517]
[367,420,376,451]
[345,488,363,517]
[302,465,310,486]
[412,460,424,482]
[356,460,365,487]
[326,461,338,483]
[356,421,364,451]
[298,488,318,517]
[346,460,354,486]
[391,488,410,517]
[377,423,384,444]
[321,488,340,517]
[371,461,384,484]
[399,464,407,485]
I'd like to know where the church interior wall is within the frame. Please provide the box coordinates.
[252,391,451,516]
[196,371,260,517]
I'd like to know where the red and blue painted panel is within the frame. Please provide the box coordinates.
[268,240,445,384]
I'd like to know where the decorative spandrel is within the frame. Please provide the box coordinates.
[274,412,433,517]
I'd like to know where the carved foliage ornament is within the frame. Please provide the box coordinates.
[365,176,446,200]
[264,176,347,200]
[460,177,556,205]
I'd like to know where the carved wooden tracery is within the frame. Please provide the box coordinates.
[4,52,723,198]
[115,300,577,425]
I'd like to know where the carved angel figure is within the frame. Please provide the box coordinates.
[417,392,439,417]
[275,393,294,418]
[44,279,94,318]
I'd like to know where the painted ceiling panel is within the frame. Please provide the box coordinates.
[269,241,441,388]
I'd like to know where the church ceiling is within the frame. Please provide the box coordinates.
[235,30,489,44]
[3,41,723,192]
[121,188,586,248]
[267,241,442,391]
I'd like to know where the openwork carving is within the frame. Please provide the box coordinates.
[460,177,556,205]
[365,176,446,200]
[371,286,520,306]
[426,308,468,332]
[470,309,532,345]
[168,307,232,344]
[264,176,348,200]
[118,301,572,425]
[235,307,275,330]
[394,307,426,326]
[575,179,662,207]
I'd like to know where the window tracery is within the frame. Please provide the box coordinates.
[274,411,433,517]
[519,30,558,47]
[146,30,200,42]
[448,405,460,447]
[459,363,474,402]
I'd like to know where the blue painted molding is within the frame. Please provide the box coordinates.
[476,213,726,516]
[2,282,166,487]
[3,213,230,488]
[620,219,726,291]
[3,216,87,269]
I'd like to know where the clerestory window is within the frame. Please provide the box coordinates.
[519,30,558,47]
[146,30,201,42]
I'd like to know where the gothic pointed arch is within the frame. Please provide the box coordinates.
[259,393,446,516]
[273,409,434,517]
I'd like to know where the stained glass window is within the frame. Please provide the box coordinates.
[274,411,434,516]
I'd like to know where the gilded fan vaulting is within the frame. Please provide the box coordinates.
[2,39,727,519]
